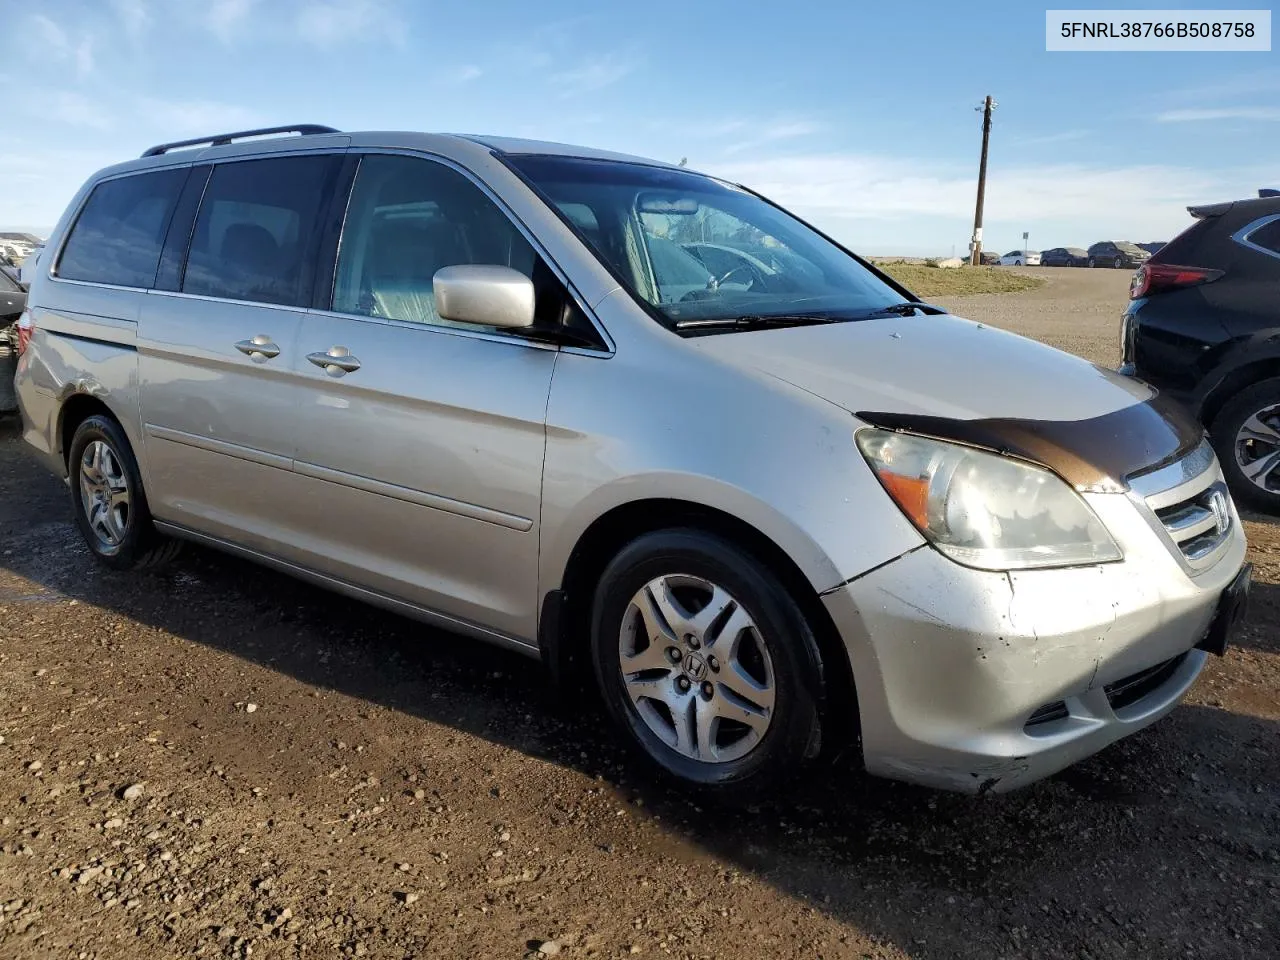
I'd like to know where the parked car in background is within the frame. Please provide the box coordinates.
[1088,241,1149,268]
[0,265,26,411]
[17,246,44,286]
[998,249,1040,266]
[1040,247,1088,267]
[1139,241,1166,255]
[1121,189,1280,511]
[14,123,1250,798]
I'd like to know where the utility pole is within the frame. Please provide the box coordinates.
[970,95,996,266]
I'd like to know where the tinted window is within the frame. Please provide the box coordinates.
[1248,218,1280,255]
[183,156,333,306]
[0,268,19,293]
[57,169,185,287]
[333,154,536,330]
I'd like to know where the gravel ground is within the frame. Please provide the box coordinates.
[1,267,1277,960]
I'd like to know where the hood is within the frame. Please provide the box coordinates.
[688,313,1202,487]
[689,313,1151,421]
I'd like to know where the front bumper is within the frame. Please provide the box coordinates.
[823,456,1247,794]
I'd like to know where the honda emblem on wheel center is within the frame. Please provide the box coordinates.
[683,653,708,681]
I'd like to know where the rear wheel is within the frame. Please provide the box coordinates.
[1114,256,1123,269]
[590,529,824,796]
[1088,257,1097,268]
[68,415,182,570]
[1210,378,1280,513]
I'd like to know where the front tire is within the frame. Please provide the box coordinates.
[1210,378,1280,513]
[1089,258,1097,268]
[590,529,824,796]
[1114,256,1123,269]
[68,415,182,570]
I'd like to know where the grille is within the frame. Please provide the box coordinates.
[1153,481,1233,562]
[1104,653,1188,710]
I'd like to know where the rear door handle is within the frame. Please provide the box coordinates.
[235,335,281,361]
[307,347,362,376]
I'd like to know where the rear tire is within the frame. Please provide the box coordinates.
[1088,258,1097,268]
[590,528,825,798]
[1114,256,1123,269]
[1210,378,1280,513]
[68,415,182,570]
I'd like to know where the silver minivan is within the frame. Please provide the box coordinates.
[14,125,1251,795]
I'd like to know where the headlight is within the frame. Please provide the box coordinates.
[856,429,1122,571]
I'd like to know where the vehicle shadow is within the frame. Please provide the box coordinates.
[2,414,1277,959]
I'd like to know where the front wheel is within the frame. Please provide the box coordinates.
[1114,256,1123,269]
[1210,378,1280,513]
[68,415,182,570]
[1088,258,1097,268]
[590,529,825,796]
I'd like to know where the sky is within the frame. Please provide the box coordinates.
[1,0,1277,256]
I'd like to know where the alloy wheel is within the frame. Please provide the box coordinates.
[617,574,775,764]
[79,440,131,548]
[1234,404,1280,493]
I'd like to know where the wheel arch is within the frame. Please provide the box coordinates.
[57,390,126,471]
[540,497,860,753]
[1200,355,1280,428]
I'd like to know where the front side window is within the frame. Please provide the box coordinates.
[183,155,335,307]
[333,154,537,331]
[505,155,904,330]
[58,169,185,288]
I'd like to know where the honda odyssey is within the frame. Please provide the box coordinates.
[14,124,1250,795]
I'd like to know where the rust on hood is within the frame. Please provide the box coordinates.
[856,393,1204,492]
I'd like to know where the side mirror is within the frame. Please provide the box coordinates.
[433,265,535,329]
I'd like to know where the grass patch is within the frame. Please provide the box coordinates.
[877,262,1046,297]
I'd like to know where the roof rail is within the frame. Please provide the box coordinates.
[141,124,341,158]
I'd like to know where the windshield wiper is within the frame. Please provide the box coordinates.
[673,314,840,331]
[870,301,948,317]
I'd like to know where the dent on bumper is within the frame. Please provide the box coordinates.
[823,541,1238,794]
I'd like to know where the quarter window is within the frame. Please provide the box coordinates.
[333,154,536,331]
[182,155,335,307]
[57,169,185,288]
[1247,218,1280,256]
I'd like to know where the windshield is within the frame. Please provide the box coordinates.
[506,155,906,329]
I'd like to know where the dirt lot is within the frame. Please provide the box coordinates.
[1,267,1277,960]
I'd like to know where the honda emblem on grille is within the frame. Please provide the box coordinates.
[1209,488,1231,536]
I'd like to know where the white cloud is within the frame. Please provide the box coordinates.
[208,0,259,41]
[296,0,403,48]
[723,120,824,155]
[110,0,150,39]
[28,14,94,78]
[707,152,1248,252]
[31,91,113,131]
[135,98,262,135]
[1157,107,1280,123]
[448,64,484,84]
[552,55,640,96]
[29,14,69,52]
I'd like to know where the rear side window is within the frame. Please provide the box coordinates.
[1246,217,1280,256]
[182,155,334,307]
[57,169,185,287]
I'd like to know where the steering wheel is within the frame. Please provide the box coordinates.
[713,265,756,289]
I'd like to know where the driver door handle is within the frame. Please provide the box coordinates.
[307,346,362,376]
[234,335,280,361]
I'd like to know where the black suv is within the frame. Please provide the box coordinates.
[1120,190,1280,509]
[1088,241,1150,268]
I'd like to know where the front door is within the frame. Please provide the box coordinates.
[286,153,557,643]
